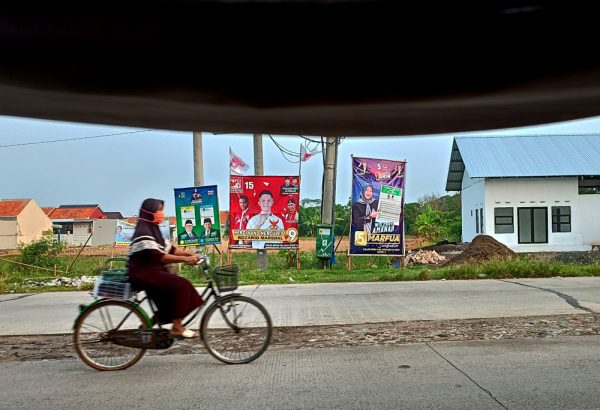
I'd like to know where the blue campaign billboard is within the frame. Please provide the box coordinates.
[349,157,406,256]
[174,185,221,246]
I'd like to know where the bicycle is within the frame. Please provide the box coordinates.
[73,256,272,371]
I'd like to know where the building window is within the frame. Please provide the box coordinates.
[578,176,600,194]
[480,208,484,234]
[518,207,548,244]
[57,223,73,235]
[494,207,514,234]
[552,206,571,232]
[475,209,479,233]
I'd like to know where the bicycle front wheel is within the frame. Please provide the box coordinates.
[201,295,272,364]
[73,300,148,371]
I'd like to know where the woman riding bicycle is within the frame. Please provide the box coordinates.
[127,198,202,338]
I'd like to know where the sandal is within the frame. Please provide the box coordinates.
[170,329,199,339]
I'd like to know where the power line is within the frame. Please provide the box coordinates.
[268,134,301,163]
[0,129,155,149]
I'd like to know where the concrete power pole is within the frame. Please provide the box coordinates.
[320,136,339,269]
[253,133,268,269]
[253,133,264,176]
[193,131,204,186]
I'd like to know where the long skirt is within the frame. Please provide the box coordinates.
[129,267,203,324]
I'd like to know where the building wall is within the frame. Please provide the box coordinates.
[93,219,118,246]
[15,200,53,246]
[577,195,600,246]
[61,222,94,247]
[484,177,599,252]
[0,219,18,250]
[460,169,485,242]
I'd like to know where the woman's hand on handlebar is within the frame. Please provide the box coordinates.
[183,254,200,265]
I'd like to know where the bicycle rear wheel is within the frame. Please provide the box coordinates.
[201,295,272,364]
[73,300,148,371]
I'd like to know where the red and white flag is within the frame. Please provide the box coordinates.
[300,145,319,162]
[230,147,249,175]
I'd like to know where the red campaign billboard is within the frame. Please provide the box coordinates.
[229,175,300,249]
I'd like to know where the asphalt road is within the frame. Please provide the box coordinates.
[2,336,600,409]
[3,278,600,409]
[1,277,600,335]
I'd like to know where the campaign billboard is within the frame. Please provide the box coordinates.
[114,219,170,247]
[349,157,406,256]
[174,185,221,246]
[229,175,300,249]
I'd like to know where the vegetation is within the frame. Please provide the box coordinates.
[2,250,600,294]
[4,191,596,294]
[18,230,65,268]
[298,192,461,243]
[404,193,462,243]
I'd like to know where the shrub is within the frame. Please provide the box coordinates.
[19,230,65,268]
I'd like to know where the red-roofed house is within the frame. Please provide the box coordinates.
[0,199,52,250]
[47,204,107,246]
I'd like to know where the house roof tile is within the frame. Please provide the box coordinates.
[0,199,31,216]
[41,207,55,216]
[48,206,103,219]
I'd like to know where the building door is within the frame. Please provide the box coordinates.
[517,207,548,244]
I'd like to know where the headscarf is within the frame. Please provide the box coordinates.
[357,184,376,233]
[129,198,170,255]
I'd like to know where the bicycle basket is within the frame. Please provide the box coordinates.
[100,258,129,283]
[93,278,131,300]
[213,265,239,292]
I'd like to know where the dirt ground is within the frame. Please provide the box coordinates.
[54,236,425,257]
[2,313,599,364]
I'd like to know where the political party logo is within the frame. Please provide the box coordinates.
[354,231,367,246]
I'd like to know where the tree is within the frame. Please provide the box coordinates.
[413,205,461,242]
[403,202,424,235]
[300,198,321,207]
[299,205,321,236]
[333,203,350,236]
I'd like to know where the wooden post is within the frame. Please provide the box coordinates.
[296,250,300,271]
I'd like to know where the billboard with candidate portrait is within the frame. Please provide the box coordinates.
[174,185,221,246]
[114,219,170,247]
[229,175,300,249]
[349,156,406,256]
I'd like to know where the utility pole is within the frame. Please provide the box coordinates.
[253,133,268,269]
[253,133,264,176]
[320,136,339,269]
[193,131,204,186]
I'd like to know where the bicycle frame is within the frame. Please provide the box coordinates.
[74,273,237,333]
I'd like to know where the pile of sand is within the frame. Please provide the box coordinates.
[445,235,517,265]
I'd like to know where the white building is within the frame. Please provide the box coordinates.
[446,135,600,252]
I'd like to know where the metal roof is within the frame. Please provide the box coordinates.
[445,134,600,191]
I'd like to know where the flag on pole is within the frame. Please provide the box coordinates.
[230,147,250,175]
[300,145,319,162]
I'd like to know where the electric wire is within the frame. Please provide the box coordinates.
[0,129,155,149]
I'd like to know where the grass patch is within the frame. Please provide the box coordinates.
[2,252,600,294]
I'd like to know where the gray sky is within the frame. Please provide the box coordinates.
[1,115,599,216]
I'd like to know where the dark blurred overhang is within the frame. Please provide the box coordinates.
[2,1,600,136]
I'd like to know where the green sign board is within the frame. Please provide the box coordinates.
[316,224,334,258]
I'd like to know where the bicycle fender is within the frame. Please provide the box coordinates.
[72,299,153,329]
